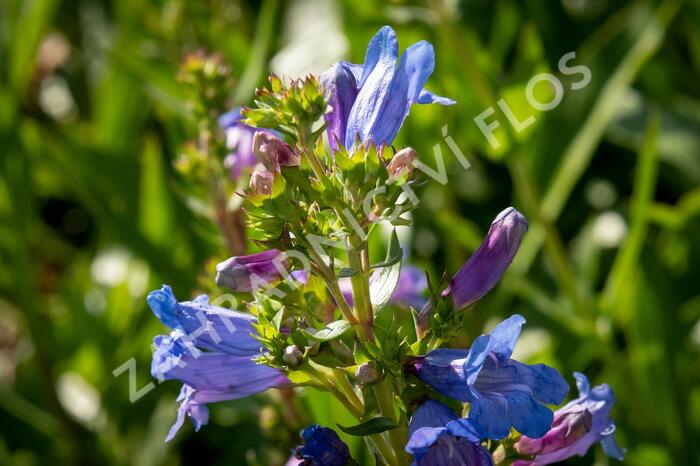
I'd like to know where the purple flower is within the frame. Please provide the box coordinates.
[148,286,289,441]
[295,424,351,466]
[215,249,289,292]
[406,400,493,466]
[443,207,528,310]
[320,25,454,151]
[218,108,259,181]
[514,372,625,465]
[408,315,569,440]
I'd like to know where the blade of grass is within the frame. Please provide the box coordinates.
[512,0,681,274]
[233,0,282,103]
[601,112,660,317]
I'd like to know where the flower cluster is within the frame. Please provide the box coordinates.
[148,25,624,466]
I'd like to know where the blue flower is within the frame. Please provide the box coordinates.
[406,400,493,466]
[409,315,569,439]
[295,424,351,466]
[148,286,289,441]
[321,25,454,151]
[218,108,260,181]
[148,285,260,355]
[514,372,624,465]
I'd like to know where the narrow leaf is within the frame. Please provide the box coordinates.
[336,417,397,436]
[301,320,351,342]
[372,230,402,268]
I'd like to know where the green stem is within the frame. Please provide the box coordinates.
[325,369,395,464]
[306,246,357,324]
[347,236,374,341]
[374,379,411,465]
[332,369,364,413]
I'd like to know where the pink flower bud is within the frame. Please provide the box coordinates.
[387,147,417,180]
[249,170,275,195]
[252,131,300,173]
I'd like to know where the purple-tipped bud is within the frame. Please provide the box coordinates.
[387,147,417,181]
[320,62,359,151]
[215,249,288,292]
[443,207,528,309]
[249,170,274,195]
[252,131,300,173]
[354,362,380,385]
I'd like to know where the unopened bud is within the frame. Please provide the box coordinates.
[252,131,300,173]
[283,345,303,368]
[354,362,380,385]
[249,170,274,195]
[444,207,528,309]
[387,147,417,181]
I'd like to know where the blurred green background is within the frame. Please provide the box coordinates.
[1,0,699,464]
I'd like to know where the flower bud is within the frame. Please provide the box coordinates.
[282,345,303,368]
[443,207,528,309]
[252,131,300,173]
[249,170,274,195]
[387,147,417,181]
[516,407,592,457]
[215,249,288,292]
[354,362,380,385]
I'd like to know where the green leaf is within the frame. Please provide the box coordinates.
[272,307,285,331]
[301,320,351,342]
[371,229,402,268]
[336,417,398,436]
[369,260,401,309]
[369,231,403,308]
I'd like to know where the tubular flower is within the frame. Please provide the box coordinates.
[148,286,289,441]
[147,285,260,355]
[443,207,528,310]
[320,25,454,151]
[215,249,289,292]
[218,108,260,181]
[408,315,569,440]
[406,400,493,466]
[294,424,351,466]
[513,372,625,465]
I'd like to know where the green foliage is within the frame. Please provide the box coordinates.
[243,75,327,138]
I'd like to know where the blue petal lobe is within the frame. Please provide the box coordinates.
[601,433,625,460]
[417,89,456,105]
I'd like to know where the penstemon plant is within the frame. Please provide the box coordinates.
[148,26,625,466]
